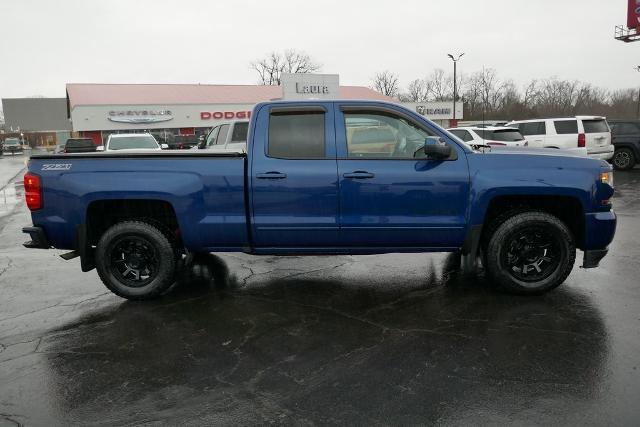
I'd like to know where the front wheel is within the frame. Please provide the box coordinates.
[485,212,575,295]
[95,221,177,300]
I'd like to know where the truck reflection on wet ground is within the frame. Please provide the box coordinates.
[38,252,608,425]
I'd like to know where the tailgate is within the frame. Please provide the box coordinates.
[582,118,611,153]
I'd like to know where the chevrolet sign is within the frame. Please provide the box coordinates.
[108,109,173,124]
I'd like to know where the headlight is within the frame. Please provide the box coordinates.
[601,171,613,187]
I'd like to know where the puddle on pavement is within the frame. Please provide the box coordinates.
[0,181,24,218]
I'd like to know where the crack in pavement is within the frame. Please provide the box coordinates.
[0,413,22,427]
[0,258,13,280]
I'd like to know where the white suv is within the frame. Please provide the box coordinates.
[447,126,527,148]
[506,117,613,160]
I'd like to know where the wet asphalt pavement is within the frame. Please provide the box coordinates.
[0,157,639,425]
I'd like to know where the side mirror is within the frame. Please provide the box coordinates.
[96,146,105,152]
[161,143,169,150]
[424,137,451,159]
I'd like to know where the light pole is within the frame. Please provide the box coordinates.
[447,53,465,124]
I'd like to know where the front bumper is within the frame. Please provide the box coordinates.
[581,210,616,268]
[22,226,50,249]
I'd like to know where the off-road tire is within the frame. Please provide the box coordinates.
[612,147,636,171]
[95,221,177,300]
[485,212,575,295]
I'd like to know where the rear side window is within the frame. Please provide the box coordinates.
[268,112,325,159]
[519,122,546,136]
[554,120,578,134]
[217,125,230,145]
[475,129,524,142]
[582,119,609,134]
[231,122,249,142]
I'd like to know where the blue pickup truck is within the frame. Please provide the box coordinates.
[22,100,616,300]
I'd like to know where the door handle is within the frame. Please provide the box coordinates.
[343,171,375,179]
[256,171,287,179]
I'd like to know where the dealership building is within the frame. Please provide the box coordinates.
[3,74,462,147]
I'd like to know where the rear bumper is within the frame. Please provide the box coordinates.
[22,226,50,249]
[588,145,614,161]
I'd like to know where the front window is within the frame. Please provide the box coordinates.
[108,135,159,150]
[344,112,436,158]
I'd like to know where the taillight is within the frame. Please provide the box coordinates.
[24,173,42,211]
[578,133,586,147]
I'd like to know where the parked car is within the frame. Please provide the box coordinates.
[100,133,168,152]
[169,135,199,150]
[2,137,23,155]
[447,126,527,148]
[54,138,97,154]
[506,117,613,160]
[608,120,640,170]
[197,121,248,152]
[22,100,615,300]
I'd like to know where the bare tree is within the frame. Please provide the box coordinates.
[405,78,430,102]
[250,49,321,85]
[425,69,452,101]
[371,71,400,98]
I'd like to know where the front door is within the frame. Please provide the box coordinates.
[250,104,340,249]
[336,105,470,248]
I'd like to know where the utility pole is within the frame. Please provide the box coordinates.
[447,53,464,124]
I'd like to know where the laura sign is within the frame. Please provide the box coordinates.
[200,111,251,120]
[629,0,640,29]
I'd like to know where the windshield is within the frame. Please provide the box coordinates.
[4,139,20,145]
[108,135,159,150]
[475,129,524,142]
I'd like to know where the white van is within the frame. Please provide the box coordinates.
[506,117,613,160]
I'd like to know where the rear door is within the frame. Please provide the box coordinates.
[517,121,546,147]
[335,104,470,248]
[250,103,340,248]
[581,117,611,154]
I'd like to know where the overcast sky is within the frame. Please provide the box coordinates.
[0,0,638,100]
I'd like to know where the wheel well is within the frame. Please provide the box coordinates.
[86,200,181,246]
[482,196,585,248]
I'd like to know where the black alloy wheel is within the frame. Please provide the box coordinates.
[501,226,562,283]
[96,221,178,300]
[108,235,160,288]
[485,211,575,295]
[613,148,635,171]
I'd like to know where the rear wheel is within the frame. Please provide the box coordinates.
[612,147,636,171]
[95,221,177,300]
[485,212,575,295]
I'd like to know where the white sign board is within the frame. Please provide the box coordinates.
[401,102,463,120]
[281,73,339,100]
